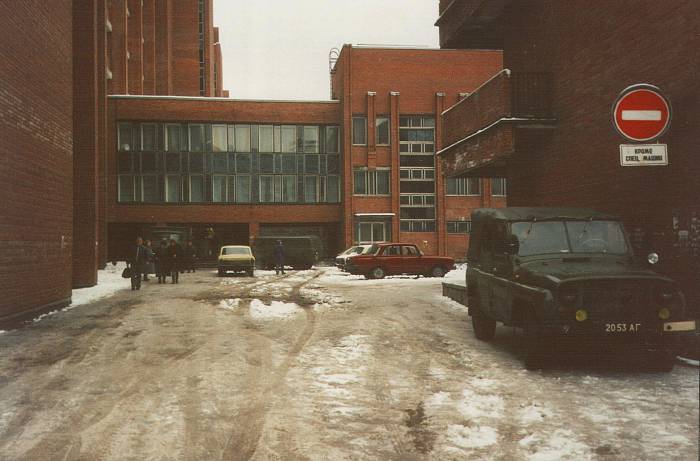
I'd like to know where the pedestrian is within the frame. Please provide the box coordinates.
[166,239,183,284]
[143,239,155,281]
[155,240,168,284]
[128,236,149,290]
[184,240,197,273]
[273,239,286,275]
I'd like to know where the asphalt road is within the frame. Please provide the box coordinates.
[0,267,697,460]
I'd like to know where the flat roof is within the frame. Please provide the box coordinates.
[108,94,339,104]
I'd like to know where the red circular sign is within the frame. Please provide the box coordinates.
[613,84,671,142]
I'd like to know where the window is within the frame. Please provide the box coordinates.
[352,116,367,145]
[259,125,274,152]
[400,168,434,180]
[304,176,318,203]
[212,175,227,202]
[212,125,227,152]
[259,175,274,203]
[118,123,133,151]
[189,124,204,152]
[376,117,390,145]
[282,175,296,202]
[403,245,420,256]
[325,126,339,153]
[399,116,435,154]
[165,124,181,152]
[446,177,481,196]
[234,125,251,152]
[326,175,340,203]
[189,175,204,202]
[303,126,319,153]
[118,175,135,201]
[141,124,156,151]
[492,177,507,196]
[447,221,472,234]
[400,220,436,232]
[357,222,388,244]
[281,125,296,153]
[166,175,180,202]
[141,175,158,202]
[235,175,251,202]
[353,169,390,195]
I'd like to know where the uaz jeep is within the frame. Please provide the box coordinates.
[466,208,695,370]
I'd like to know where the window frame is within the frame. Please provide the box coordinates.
[352,116,367,146]
[376,116,390,145]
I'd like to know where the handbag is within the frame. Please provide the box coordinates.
[122,266,132,279]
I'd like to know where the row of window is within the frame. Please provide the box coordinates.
[118,174,340,204]
[446,177,508,196]
[447,221,472,234]
[353,219,471,241]
[351,115,435,147]
[118,123,340,155]
[118,152,341,177]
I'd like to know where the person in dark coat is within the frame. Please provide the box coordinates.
[128,237,149,290]
[154,240,168,284]
[273,240,286,275]
[143,239,155,281]
[166,239,183,284]
[184,241,197,273]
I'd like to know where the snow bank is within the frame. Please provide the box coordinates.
[218,298,241,311]
[30,262,128,324]
[249,299,302,320]
[446,424,498,449]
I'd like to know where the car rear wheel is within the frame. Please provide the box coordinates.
[370,267,386,280]
[431,266,445,278]
[217,269,225,277]
[471,303,496,341]
[246,269,254,277]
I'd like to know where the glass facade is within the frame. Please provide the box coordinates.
[399,116,436,232]
[117,122,341,204]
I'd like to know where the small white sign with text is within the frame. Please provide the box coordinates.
[619,144,668,166]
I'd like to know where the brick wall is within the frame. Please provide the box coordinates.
[0,0,73,321]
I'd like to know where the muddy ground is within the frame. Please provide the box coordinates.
[0,268,697,460]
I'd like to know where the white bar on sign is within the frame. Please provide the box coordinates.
[621,110,661,121]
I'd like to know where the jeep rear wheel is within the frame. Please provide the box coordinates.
[472,305,496,341]
[431,266,445,278]
[370,267,386,279]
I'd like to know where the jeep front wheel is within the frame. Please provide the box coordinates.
[471,303,496,341]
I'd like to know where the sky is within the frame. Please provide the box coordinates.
[214,0,441,101]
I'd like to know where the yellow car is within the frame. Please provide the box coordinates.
[218,245,255,277]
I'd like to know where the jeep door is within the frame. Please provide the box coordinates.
[474,220,495,313]
[491,222,515,320]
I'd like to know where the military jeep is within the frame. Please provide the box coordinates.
[466,208,695,370]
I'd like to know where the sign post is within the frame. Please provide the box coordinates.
[613,84,671,166]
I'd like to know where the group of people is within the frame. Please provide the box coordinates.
[127,237,197,290]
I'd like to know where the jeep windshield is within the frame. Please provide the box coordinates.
[511,220,628,256]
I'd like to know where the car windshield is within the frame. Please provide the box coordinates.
[222,247,250,255]
[511,220,628,256]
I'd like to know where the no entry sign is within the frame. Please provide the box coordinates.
[613,84,671,142]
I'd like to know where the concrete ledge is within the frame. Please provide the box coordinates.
[0,297,71,329]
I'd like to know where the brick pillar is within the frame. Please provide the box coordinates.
[341,46,354,248]
[435,92,447,256]
[109,0,129,93]
[73,0,99,288]
[142,0,156,94]
[97,0,108,268]
[248,222,260,247]
[390,91,401,242]
[155,0,173,95]
[366,91,376,169]
[127,0,143,94]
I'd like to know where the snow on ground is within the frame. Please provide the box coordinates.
[31,262,128,324]
[248,299,303,320]
[218,298,241,311]
[318,264,467,286]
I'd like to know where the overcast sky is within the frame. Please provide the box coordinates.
[214,0,441,100]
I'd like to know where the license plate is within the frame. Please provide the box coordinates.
[605,323,641,333]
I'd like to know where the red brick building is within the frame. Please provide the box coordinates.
[1,0,226,322]
[1,1,504,323]
[105,46,502,265]
[437,0,699,314]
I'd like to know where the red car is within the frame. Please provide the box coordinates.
[344,243,455,279]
